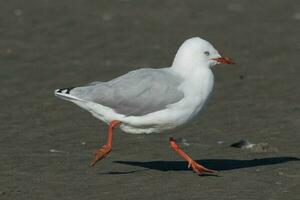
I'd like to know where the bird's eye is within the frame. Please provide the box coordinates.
[204,51,210,56]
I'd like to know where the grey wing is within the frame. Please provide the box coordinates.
[70,68,184,116]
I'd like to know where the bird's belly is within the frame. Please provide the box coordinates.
[119,96,207,134]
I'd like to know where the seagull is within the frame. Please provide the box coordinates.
[55,37,234,173]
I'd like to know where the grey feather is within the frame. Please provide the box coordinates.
[70,68,184,116]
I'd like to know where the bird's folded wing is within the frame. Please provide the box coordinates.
[70,68,184,116]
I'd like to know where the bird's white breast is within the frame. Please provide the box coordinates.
[173,67,214,122]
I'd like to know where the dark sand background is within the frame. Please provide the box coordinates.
[0,0,299,199]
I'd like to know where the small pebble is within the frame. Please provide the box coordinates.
[230,139,254,149]
[230,140,278,153]
[49,149,66,153]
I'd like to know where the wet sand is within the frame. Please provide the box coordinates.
[0,0,299,199]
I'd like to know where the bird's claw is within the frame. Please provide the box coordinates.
[90,145,111,166]
[188,160,216,173]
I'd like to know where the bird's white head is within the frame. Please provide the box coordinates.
[172,37,234,74]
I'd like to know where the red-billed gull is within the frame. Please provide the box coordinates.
[55,37,234,173]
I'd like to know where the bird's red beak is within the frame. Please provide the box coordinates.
[211,56,235,64]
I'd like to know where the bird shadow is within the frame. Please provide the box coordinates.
[104,157,299,175]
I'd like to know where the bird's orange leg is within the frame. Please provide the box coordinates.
[90,120,121,166]
[169,137,216,173]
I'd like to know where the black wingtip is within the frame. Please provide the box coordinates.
[56,87,75,94]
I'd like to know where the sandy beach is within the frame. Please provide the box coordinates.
[0,0,299,199]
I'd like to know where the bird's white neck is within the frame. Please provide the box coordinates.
[169,64,214,123]
[171,61,211,80]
